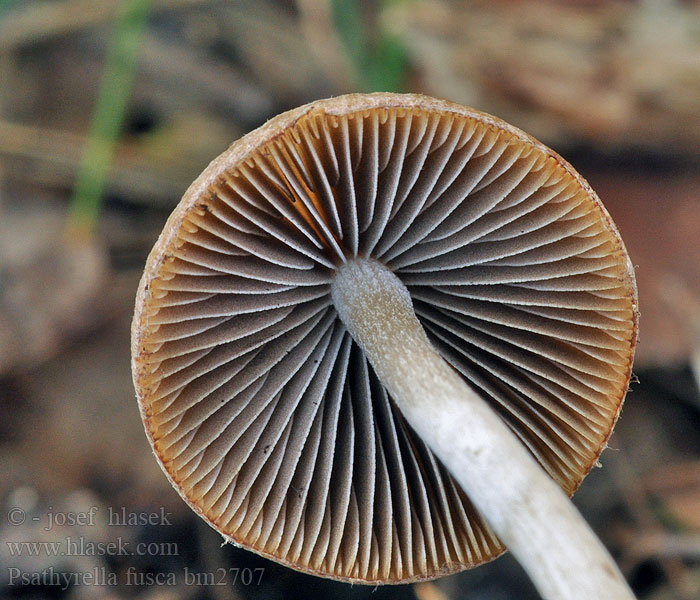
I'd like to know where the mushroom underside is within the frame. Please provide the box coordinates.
[132,97,637,583]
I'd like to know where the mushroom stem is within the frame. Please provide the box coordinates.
[331,258,635,600]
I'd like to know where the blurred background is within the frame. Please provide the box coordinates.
[1,0,699,598]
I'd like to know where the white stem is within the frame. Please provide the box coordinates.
[331,259,635,600]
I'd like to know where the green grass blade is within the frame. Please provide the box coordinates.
[68,0,152,235]
[331,0,408,93]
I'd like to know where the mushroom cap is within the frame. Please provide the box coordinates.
[132,93,638,584]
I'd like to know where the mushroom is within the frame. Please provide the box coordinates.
[131,93,638,599]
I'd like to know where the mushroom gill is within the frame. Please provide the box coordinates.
[131,93,638,584]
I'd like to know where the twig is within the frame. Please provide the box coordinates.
[0,120,191,204]
[620,529,700,561]
[137,34,274,123]
[643,460,700,495]
[0,0,217,52]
